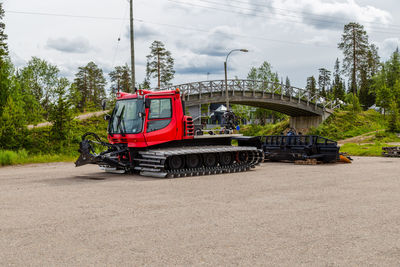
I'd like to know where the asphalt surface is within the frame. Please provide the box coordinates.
[1,157,400,266]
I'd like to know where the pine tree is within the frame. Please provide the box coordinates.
[0,3,10,116]
[358,44,380,109]
[140,78,151,89]
[0,3,8,64]
[0,58,12,115]
[306,76,317,96]
[109,64,131,93]
[375,82,392,115]
[73,62,106,111]
[146,41,175,88]
[332,58,345,101]
[0,95,27,150]
[338,22,369,96]
[358,68,370,110]
[246,61,285,124]
[318,68,331,97]
[49,78,73,145]
[285,76,291,95]
[387,48,400,89]
[388,101,400,132]
[366,44,380,77]
[373,51,400,114]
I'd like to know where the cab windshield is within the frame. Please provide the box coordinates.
[109,98,144,134]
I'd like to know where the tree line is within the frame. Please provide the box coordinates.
[239,22,400,131]
[0,3,176,150]
[1,0,400,153]
[306,22,399,114]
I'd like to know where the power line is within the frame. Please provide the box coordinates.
[195,0,400,30]
[7,7,400,35]
[6,10,126,21]
[166,0,400,35]
[111,3,129,67]
[5,9,334,47]
[134,18,333,47]
[4,8,394,47]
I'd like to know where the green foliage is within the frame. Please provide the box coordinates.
[48,78,74,150]
[0,58,12,114]
[146,40,175,88]
[338,22,370,95]
[240,119,290,136]
[72,61,106,112]
[246,61,284,124]
[318,68,331,97]
[18,57,61,119]
[344,93,362,113]
[386,48,400,89]
[373,51,400,115]
[0,150,28,166]
[0,3,8,63]
[388,101,400,132]
[24,114,108,157]
[340,142,392,157]
[0,149,77,166]
[309,109,386,140]
[332,58,346,101]
[109,64,132,93]
[231,104,251,121]
[0,95,27,150]
[247,61,279,83]
[306,76,317,95]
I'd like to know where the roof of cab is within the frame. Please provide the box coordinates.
[116,89,177,100]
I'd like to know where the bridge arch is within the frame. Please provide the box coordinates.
[162,79,341,131]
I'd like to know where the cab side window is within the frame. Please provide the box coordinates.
[149,98,172,119]
[147,98,172,132]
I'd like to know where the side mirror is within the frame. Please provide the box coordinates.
[104,114,111,121]
[145,98,151,109]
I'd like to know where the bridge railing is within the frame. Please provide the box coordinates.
[161,79,342,111]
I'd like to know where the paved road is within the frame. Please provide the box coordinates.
[1,158,400,266]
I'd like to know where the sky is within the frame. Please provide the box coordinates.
[3,0,400,90]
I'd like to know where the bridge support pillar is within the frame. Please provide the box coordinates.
[290,114,328,133]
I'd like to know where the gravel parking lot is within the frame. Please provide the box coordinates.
[1,157,400,266]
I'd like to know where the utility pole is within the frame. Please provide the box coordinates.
[129,0,135,92]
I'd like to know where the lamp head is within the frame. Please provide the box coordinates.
[240,49,249,52]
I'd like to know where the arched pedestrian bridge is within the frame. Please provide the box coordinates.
[162,79,342,130]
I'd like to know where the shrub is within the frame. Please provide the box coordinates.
[0,150,28,166]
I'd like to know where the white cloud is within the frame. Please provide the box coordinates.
[302,35,330,46]
[9,50,26,68]
[271,0,391,30]
[378,38,400,60]
[46,37,93,54]
[3,0,398,88]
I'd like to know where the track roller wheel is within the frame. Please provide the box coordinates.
[186,154,202,168]
[236,151,249,163]
[168,155,185,170]
[203,153,217,167]
[219,152,233,166]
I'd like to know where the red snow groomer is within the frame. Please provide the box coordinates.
[75,88,264,178]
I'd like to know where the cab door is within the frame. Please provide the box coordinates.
[144,96,177,146]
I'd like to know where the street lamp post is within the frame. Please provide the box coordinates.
[224,49,248,111]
